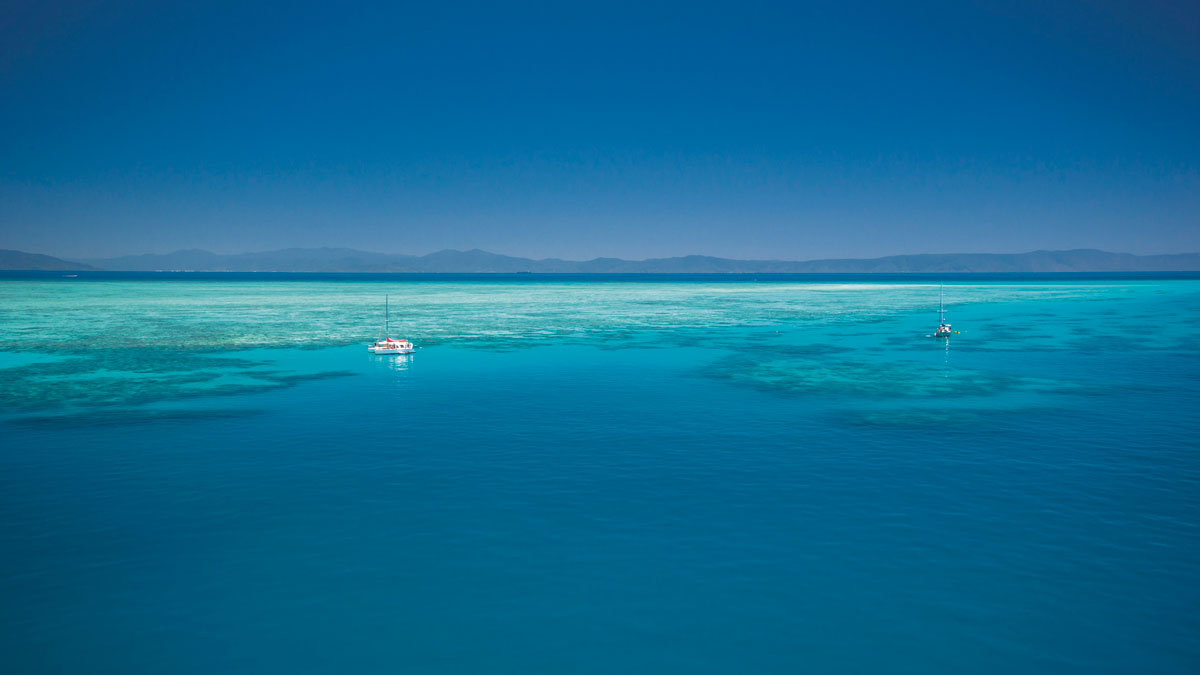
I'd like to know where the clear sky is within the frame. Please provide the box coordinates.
[1,1,1198,260]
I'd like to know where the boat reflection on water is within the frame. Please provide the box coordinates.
[375,353,414,372]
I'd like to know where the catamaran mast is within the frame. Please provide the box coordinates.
[385,295,389,338]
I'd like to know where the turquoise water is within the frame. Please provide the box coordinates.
[2,275,1199,673]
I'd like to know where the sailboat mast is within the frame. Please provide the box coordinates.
[385,295,389,337]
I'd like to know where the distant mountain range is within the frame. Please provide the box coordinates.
[0,249,100,271]
[3,247,1199,273]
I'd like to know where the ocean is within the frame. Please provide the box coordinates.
[1,273,1198,673]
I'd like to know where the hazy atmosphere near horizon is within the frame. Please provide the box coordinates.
[2,1,1198,260]
[4,3,1200,675]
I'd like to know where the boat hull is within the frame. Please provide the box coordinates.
[369,347,414,355]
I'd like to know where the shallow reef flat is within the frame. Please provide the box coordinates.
[0,350,355,419]
[706,349,1074,399]
[0,279,1173,353]
[0,279,1197,422]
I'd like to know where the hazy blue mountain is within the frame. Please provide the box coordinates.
[0,249,98,271]
[52,247,1200,273]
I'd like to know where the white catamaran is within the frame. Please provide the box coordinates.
[934,283,953,338]
[369,295,415,355]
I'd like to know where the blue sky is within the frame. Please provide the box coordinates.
[1,1,1197,260]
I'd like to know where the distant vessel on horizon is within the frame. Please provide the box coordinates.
[369,295,415,355]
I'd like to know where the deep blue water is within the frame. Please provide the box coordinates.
[1,276,1198,673]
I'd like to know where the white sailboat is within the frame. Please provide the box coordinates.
[368,295,415,354]
[934,283,953,338]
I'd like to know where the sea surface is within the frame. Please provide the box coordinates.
[2,273,1198,673]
